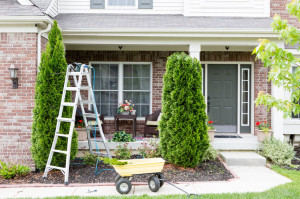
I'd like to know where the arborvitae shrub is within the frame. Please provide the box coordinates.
[159,52,209,168]
[31,21,78,170]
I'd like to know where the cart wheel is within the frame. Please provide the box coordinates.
[148,176,160,192]
[157,173,164,187]
[116,178,132,194]
[114,174,121,184]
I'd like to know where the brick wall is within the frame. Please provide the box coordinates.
[66,51,174,137]
[271,0,300,28]
[0,33,38,168]
[201,51,271,134]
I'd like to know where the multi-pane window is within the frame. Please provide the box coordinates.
[108,0,135,6]
[241,68,250,126]
[292,66,300,119]
[92,63,151,117]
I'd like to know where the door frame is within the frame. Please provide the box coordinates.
[202,62,254,135]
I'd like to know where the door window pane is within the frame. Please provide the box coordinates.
[241,68,250,126]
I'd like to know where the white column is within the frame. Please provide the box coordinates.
[189,43,201,61]
[271,83,284,140]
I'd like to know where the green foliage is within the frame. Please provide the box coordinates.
[98,157,128,166]
[115,143,132,160]
[83,153,98,166]
[112,131,134,142]
[159,52,210,168]
[0,161,30,179]
[253,0,300,118]
[137,139,161,158]
[261,137,296,166]
[31,20,78,170]
[202,145,219,162]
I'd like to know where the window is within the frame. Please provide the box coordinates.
[108,0,135,6]
[92,63,151,117]
[292,66,300,119]
[241,68,250,126]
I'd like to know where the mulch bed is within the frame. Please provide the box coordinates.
[291,147,300,170]
[0,157,234,185]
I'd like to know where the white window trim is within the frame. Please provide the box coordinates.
[105,0,138,10]
[241,68,250,126]
[89,61,152,120]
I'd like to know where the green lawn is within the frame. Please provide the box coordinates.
[52,166,300,199]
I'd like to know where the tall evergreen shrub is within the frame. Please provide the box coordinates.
[159,52,209,168]
[31,21,78,170]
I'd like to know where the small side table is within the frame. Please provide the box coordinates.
[114,114,137,137]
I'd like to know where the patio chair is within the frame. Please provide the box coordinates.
[144,109,161,137]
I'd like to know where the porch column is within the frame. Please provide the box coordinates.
[189,43,201,61]
[271,83,284,140]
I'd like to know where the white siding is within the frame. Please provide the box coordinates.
[46,0,59,17]
[59,0,184,14]
[185,0,270,17]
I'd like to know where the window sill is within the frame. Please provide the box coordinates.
[283,119,300,125]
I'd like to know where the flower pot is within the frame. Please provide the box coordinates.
[208,129,216,142]
[131,110,136,115]
[75,127,87,141]
[121,111,130,115]
[257,130,272,142]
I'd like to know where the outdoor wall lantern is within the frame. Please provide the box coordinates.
[8,64,18,89]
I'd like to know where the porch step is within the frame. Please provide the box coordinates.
[220,152,266,167]
[212,135,262,151]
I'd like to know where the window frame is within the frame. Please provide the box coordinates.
[89,61,153,120]
[105,0,138,9]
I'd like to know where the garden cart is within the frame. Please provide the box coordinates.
[113,158,165,194]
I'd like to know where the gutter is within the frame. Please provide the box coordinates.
[37,23,52,70]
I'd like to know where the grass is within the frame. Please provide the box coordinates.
[49,165,300,199]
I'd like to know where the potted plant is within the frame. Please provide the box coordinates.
[207,120,215,142]
[118,100,134,115]
[256,121,272,142]
[75,119,87,141]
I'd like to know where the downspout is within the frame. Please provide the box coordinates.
[37,24,51,71]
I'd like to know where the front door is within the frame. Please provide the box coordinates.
[207,64,238,133]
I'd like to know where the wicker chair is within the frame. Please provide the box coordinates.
[144,109,161,137]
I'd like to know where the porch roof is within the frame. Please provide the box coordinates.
[55,14,273,31]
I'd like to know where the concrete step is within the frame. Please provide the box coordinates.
[212,135,262,151]
[220,152,266,167]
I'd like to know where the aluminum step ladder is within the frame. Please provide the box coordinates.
[43,63,111,185]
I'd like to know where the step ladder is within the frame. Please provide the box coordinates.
[43,63,111,185]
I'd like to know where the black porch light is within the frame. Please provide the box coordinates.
[8,64,18,89]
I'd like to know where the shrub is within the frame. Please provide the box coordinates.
[159,52,210,167]
[261,137,296,166]
[31,20,78,170]
[112,131,134,142]
[138,139,161,158]
[82,153,98,166]
[115,143,132,160]
[0,161,30,179]
[202,145,219,162]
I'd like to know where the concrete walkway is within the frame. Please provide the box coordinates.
[0,166,292,198]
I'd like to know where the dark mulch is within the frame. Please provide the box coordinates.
[291,147,300,170]
[0,157,234,185]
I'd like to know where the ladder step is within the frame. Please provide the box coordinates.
[83,113,100,118]
[80,100,93,104]
[62,102,76,107]
[79,86,91,90]
[68,72,88,76]
[56,133,70,138]
[52,149,68,155]
[65,87,78,91]
[57,117,74,122]
[48,165,66,171]
[86,126,100,131]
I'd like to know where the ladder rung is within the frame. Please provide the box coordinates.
[79,86,91,90]
[65,87,78,91]
[57,117,74,122]
[83,113,100,118]
[48,165,66,171]
[86,126,100,131]
[56,133,70,138]
[62,102,76,107]
[68,72,88,76]
[80,100,93,104]
[52,149,68,155]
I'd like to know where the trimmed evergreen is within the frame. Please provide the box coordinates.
[31,21,78,170]
[159,52,209,168]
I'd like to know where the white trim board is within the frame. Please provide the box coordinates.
[201,61,254,134]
